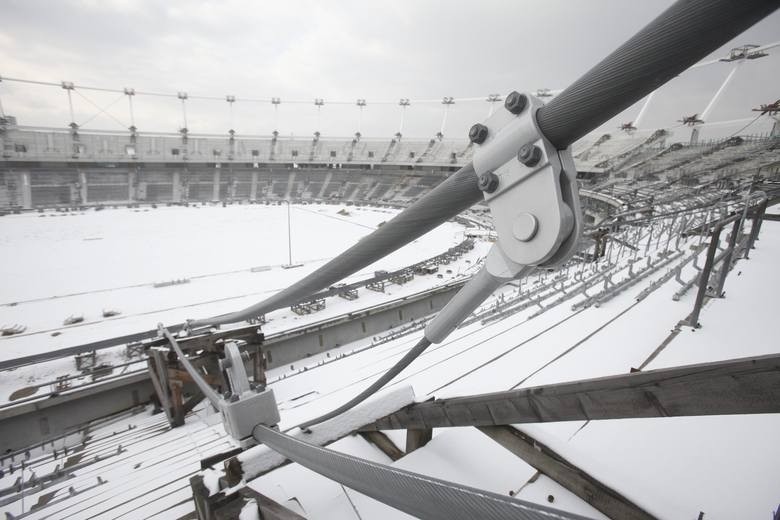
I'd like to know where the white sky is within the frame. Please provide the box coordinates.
[0,0,778,140]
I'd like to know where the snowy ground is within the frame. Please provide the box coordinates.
[0,203,466,360]
[1,208,778,519]
[0,203,482,405]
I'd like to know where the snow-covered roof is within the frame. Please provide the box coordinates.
[2,202,778,519]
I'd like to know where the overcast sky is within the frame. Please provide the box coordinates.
[1,0,778,141]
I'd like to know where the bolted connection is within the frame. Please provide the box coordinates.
[468,123,489,144]
[517,144,542,167]
[478,172,499,194]
[504,91,528,115]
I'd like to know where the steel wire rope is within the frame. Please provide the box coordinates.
[73,89,128,129]
[416,252,661,395]
[295,336,433,430]
[78,92,126,128]
[728,113,766,137]
[281,303,586,426]
[253,424,592,520]
[278,305,549,423]
[284,221,681,426]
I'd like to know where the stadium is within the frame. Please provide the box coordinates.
[1,1,780,519]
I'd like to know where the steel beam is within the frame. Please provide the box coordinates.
[405,428,433,454]
[361,353,780,431]
[479,425,657,520]
[358,431,405,461]
[688,213,740,327]
[191,474,305,520]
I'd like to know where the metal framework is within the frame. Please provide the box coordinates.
[361,353,780,431]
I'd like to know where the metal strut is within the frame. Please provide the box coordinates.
[160,324,280,448]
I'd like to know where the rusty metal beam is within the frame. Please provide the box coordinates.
[479,425,657,520]
[147,349,175,424]
[362,353,780,431]
[191,474,305,520]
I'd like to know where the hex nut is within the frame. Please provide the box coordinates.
[478,172,499,193]
[504,91,528,115]
[517,144,542,167]
[468,123,489,144]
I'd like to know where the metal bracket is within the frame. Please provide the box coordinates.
[218,342,280,448]
[474,92,582,273]
[424,92,582,344]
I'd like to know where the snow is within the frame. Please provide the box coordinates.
[2,206,778,519]
[239,499,261,520]
[233,220,780,519]
[202,467,222,496]
[348,427,606,520]
[0,203,475,404]
[0,203,467,360]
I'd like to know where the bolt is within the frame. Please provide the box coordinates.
[513,213,538,242]
[477,172,499,194]
[230,394,240,402]
[517,144,542,167]
[504,91,528,115]
[468,123,488,144]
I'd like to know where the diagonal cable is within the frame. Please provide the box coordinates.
[73,89,128,129]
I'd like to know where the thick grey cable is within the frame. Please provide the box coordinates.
[160,324,222,407]
[537,0,779,149]
[190,163,481,327]
[297,336,432,430]
[253,424,592,520]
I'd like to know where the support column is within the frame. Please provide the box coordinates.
[78,170,88,205]
[250,170,258,201]
[405,428,432,454]
[172,170,182,203]
[147,349,174,424]
[128,168,137,202]
[689,127,700,145]
[18,171,32,209]
[712,218,741,297]
[213,167,221,202]
[148,347,185,427]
